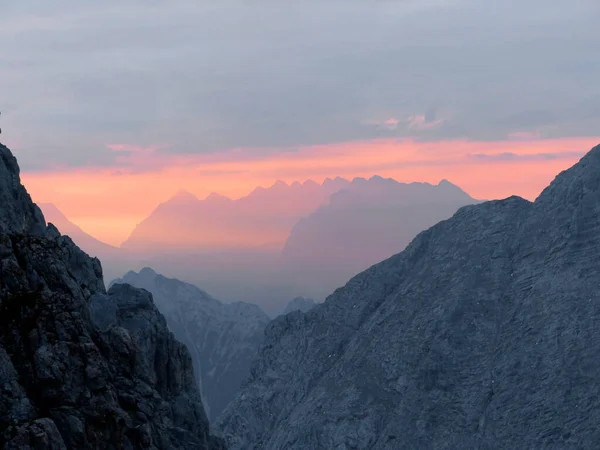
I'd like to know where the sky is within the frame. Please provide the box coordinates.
[2,0,600,245]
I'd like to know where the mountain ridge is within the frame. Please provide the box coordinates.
[279,176,480,292]
[218,143,600,449]
[120,175,468,252]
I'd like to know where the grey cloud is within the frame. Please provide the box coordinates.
[1,0,599,169]
[469,151,586,162]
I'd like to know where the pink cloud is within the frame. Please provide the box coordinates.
[364,117,400,130]
[382,118,400,130]
[407,115,445,131]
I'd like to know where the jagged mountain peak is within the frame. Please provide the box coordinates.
[171,189,199,203]
[220,143,600,449]
[535,142,600,204]
[368,175,397,184]
[138,266,158,277]
[351,176,368,184]
[204,192,232,203]
[271,180,288,189]
[437,178,454,187]
[302,179,319,188]
[322,176,349,188]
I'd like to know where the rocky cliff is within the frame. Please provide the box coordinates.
[0,143,224,449]
[219,143,600,449]
[111,268,270,421]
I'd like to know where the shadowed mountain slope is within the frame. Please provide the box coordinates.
[0,142,224,449]
[219,143,600,449]
[112,268,270,422]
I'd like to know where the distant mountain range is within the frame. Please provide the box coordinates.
[280,178,480,289]
[42,175,479,314]
[121,177,350,252]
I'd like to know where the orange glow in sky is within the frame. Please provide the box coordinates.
[19,137,600,246]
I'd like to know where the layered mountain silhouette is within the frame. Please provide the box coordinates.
[111,268,270,422]
[0,143,224,448]
[219,143,600,449]
[280,178,479,292]
[121,178,350,252]
[116,176,477,314]
[38,203,120,259]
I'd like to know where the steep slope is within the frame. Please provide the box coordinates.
[121,178,349,252]
[219,143,600,449]
[38,203,120,259]
[0,143,224,449]
[282,297,317,315]
[112,268,271,421]
[281,177,479,278]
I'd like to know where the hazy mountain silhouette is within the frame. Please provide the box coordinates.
[278,177,480,299]
[39,175,480,315]
[38,202,120,258]
[104,176,479,314]
[121,178,350,252]
[38,203,141,284]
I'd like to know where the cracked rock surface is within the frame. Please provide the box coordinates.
[219,144,600,449]
[0,143,225,449]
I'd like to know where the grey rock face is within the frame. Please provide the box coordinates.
[0,143,224,449]
[282,297,317,315]
[112,268,270,421]
[0,144,46,237]
[219,143,600,449]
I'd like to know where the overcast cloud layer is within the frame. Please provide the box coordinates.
[1,0,599,171]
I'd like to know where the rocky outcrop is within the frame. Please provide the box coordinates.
[111,268,270,421]
[219,143,600,449]
[282,297,317,315]
[0,142,224,449]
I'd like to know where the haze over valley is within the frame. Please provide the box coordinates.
[37,175,480,314]
[2,1,600,448]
